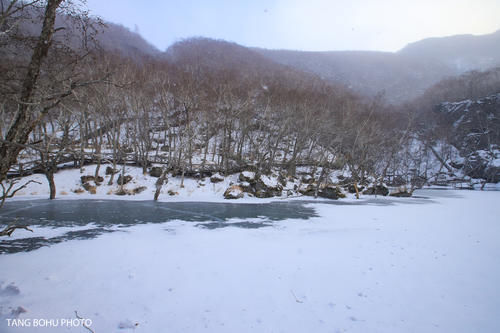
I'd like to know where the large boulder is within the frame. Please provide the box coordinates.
[224,185,244,199]
[115,188,129,196]
[210,173,225,183]
[363,184,389,196]
[346,184,365,194]
[198,170,213,178]
[318,185,345,200]
[105,166,118,175]
[149,167,163,178]
[239,171,256,183]
[133,186,147,194]
[80,175,94,184]
[300,174,315,184]
[117,174,133,185]
[389,186,413,197]
[298,183,345,199]
[80,175,103,184]
[239,181,255,195]
[298,183,316,196]
[82,183,97,194]
[255,175,282,198]
[238,172,287,197]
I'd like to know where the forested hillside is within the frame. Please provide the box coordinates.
[255,30,500,104]
[0,0,499,204]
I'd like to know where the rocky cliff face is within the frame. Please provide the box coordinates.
[436,94,500,182]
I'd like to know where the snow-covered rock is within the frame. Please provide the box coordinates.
[210,173,224,183]
[389,186,413,197]
[436,94,500,182]
[117,174,133,185]
[300,174,314,184]
[259,175,279,188]
[255,175,282,198]
[363,184,389,196]
[317,184,345,199]
[223,185,244,199]
[149,167,163,177]
[239,171,256,182]
[105,166,118,175]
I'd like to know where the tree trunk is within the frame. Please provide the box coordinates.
[428,145,453,172]
[180,165,185,188]
[94,137,101,184]
[119,163,126,191]
[353,181,360,199]
[201,139,209,169]
[108,159,117,185]
[0,0,64,182]
[287,137,300,177]
[46,171,56,200]
[154,169,168,201]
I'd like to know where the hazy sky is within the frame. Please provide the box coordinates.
[86,0,500,52]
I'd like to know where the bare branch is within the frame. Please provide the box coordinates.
[1,179,42,208]
[74,311,95,333]
[0,222,33,237]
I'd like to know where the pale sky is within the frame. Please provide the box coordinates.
[85,0,500,52]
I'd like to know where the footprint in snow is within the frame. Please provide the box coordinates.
[0,283,20,297]
[118,320,139,330]
[12,307,27,317]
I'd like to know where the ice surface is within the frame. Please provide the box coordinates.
[0,190,499,332]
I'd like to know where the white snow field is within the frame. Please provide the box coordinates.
[1,190,500,333]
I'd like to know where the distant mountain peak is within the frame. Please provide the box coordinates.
[252,30,500,104]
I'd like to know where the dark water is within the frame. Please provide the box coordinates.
[0,191,442,254]
[0,200,318,254]
[0,200,319,226]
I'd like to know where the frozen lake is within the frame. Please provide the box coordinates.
[1,189,499,332]
[0,200,318,254]
[0,194,434,254]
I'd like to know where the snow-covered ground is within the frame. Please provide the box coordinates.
[1,190,499,332]
[5,164,500,204]
[2,164,366,204]
[4,165,259,203]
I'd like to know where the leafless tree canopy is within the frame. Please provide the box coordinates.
[1,3,499,203]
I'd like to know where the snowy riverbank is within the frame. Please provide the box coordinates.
[2,164,357,203]
[4,165,275,203]
[1,189,499,332]
[5,164,499,205]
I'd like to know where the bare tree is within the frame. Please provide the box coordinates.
[0,0,101,185]
[33,107,75,199]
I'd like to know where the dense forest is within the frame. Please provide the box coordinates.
[0,0,499,204]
